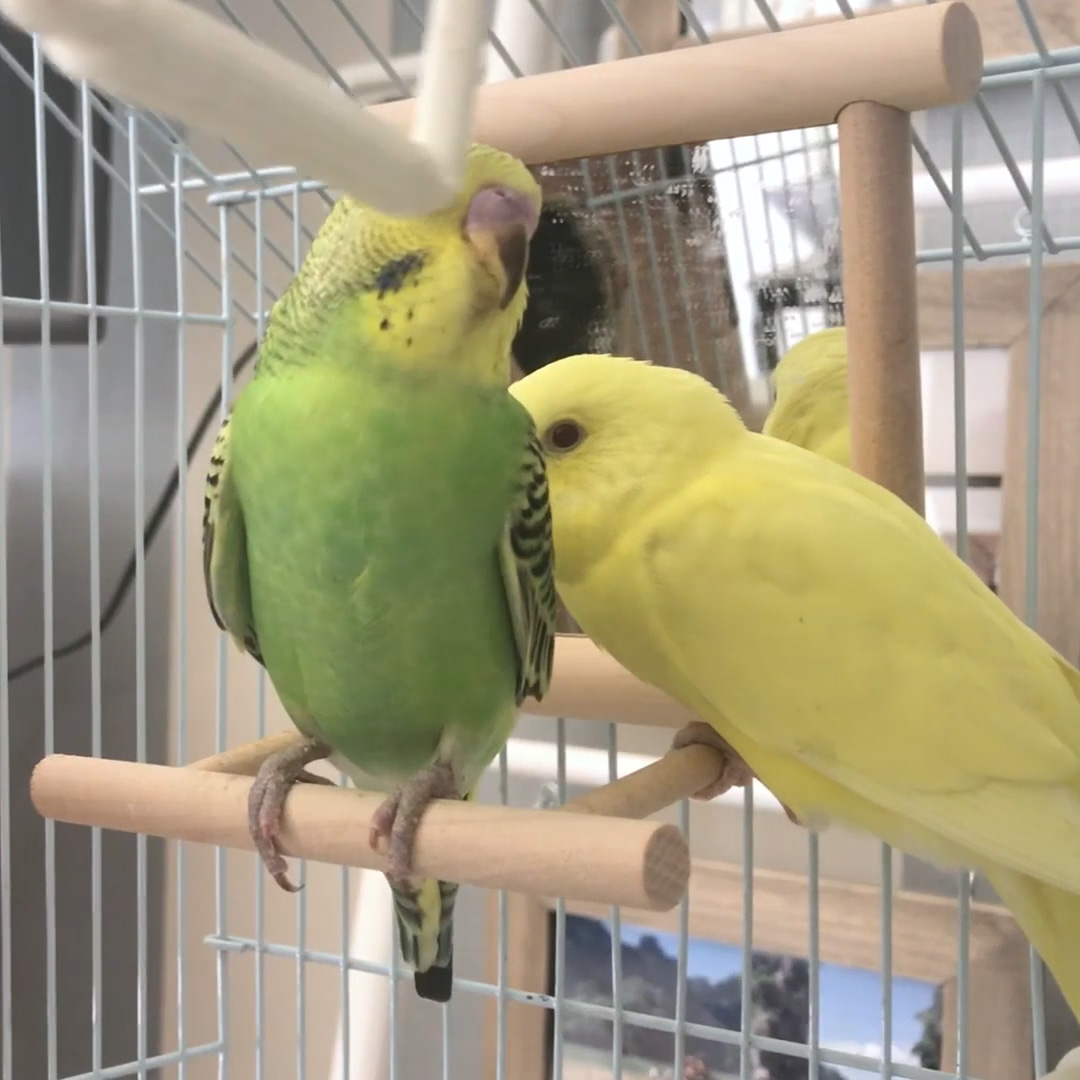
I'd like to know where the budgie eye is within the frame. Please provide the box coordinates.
[545,420,585,453]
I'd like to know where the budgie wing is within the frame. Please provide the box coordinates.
[497,417,557,705]
[202,414,263,664]
[638,458,1080,888]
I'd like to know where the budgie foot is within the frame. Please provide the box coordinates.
[671,721,803,826]
[368,761,458,888]
[248,736,335,893]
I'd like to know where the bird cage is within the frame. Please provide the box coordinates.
[1,0,1080,1079]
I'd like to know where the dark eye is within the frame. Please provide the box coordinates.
[546,420,584,452]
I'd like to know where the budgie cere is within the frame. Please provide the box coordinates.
[762,326,850,467]
[509,352,1080,1021]
[202,143,558,1003]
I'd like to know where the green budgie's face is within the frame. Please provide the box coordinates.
[283,143,543,385]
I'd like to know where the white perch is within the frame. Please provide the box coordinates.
[410,0,490,193]
[0,0,487,216]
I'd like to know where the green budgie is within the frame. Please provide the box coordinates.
[201,143,557,1003]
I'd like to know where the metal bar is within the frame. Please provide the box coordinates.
[127,108,151,1080]
[171,141,189,1080]
[253,188,267,1080]
[807,833,820,1080]
[1025,70,1049,1080]
[61,1041,225,1080]
[608,724,625,1080]
[0,142,10,1080]
[880,846,893,1080]
[674,797,690,1080]
[32,35,59,1080]
[495,745,510,1080]
[984,43,1080,74]
[951,106,969,565]
[215,204,233,1080]
[0,296,228,323]
[338,805,351,1079]
[552,716,567,1080]
[916,234,1080,261]
[206,933,961,1080]
[139,164,301,196]
[740,785,754,1080]
[956,874,971,1078]
[287,180,309,1080]
[81,77,105,1080]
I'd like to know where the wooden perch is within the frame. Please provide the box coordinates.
[531,635,696,727]
[29,744,718,910]
[188,734,725,817]
[559,744,721,818]
[838,101,926,514]
[370,1,982,164]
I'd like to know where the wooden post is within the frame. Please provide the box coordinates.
[837,101,926,515]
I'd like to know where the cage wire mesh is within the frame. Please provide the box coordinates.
[0,0,1077,1076]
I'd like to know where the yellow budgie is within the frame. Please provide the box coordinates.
[762,326,851,467]
[509,352,1080,1021]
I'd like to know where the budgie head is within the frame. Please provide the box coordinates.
[272,142,542,383]
[509,353,745,583]
[763,326,850,464]
[770,326,848,401]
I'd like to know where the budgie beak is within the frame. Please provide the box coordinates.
[464,186,540,309]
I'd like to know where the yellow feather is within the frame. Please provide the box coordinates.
[763,326,851,468]
[414,878,444,973]
[511,352,1080,1021]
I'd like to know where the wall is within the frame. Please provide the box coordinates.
[1,106,177,1074]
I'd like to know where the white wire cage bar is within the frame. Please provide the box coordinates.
[2,0,1079,1078]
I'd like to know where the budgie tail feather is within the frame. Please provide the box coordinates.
[392,876,461,1004]
[987,866,1080,1023]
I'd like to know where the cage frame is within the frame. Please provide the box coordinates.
[22,0,988,987]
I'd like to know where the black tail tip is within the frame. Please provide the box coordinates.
[414,961,453,1003]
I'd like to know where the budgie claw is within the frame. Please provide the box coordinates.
[369,761,458,887]
[248,736,334,892]
[671,721,803,825]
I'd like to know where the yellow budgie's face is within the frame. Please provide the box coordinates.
[305,143,542,382]
[510,354,746,583]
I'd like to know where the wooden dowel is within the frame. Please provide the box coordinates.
[531,635,697,728]
[369,2,981,166]
[563,745,724,819]
[29,755,689,911]
[604,0,941,56]
[837,102,927,515]
[183,738,723,826]
[187,732,300,775]
[187,637,697,781]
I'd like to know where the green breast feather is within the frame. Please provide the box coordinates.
[201,366,556,785]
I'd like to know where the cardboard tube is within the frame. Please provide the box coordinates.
[30,756,689,911]
[369,2,982,165]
